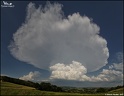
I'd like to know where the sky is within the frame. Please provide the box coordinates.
[1,1,123,87]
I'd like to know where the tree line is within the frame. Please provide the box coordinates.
[62,86,124,94]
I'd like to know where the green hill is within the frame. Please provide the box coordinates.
[1,81,123,96]
[0,81,86,95]
[1,81,35,89]
[108,87,124,94]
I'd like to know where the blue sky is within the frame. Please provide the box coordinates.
[1,1,123,87]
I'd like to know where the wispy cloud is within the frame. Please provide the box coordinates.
[116,52,123,62]
[109,63,123,71]
[0,74,9,76]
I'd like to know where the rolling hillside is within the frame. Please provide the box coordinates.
[0,81,86,95]
[1,81,123,96]
[107,87,124,94]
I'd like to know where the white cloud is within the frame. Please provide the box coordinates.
[109,65,113,69]
[109,63,123,71]
[113,63,123,71]
[19,71,41,81]
[50,61,123,82]
[109,52,123,71]
[93,69,123,82]
[9,2,109,72]
[50,61,87,80]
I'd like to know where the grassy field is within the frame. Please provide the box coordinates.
[108,88,124,94]
[0,81,123,96]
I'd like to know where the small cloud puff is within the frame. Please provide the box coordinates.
[19,71,41,81]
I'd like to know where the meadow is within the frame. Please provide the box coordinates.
[0,81,109,96]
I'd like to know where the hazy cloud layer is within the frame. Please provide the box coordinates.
[109,63,123,71]
[19,71,41,81]
[9,2,109,72]
[50,61,123,82]
[109,52,123,71]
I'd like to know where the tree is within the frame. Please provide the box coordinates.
[96,88,107,93]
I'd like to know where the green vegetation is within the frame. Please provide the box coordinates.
[62,86,124,94]
[0,76,123,95]
[1,81,123,96]
[1,81,101,96]
[0,76,63,92]
[1,81,35,89]
[108,88,124,94]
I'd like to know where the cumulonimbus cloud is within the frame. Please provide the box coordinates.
[9,2,109,72]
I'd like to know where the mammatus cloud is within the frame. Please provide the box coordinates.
[50,61,123,82]
[9,2,109,72]
[19,71,41,81]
